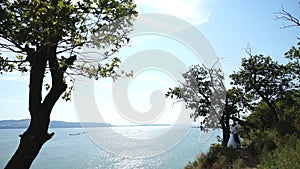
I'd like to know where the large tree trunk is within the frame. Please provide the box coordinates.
[5,46,69,169]
[220,115,230,146]
[4,118,54,169]
[221,93,230,146]
[253,85,279,122]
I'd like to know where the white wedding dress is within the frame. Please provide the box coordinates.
[227,133,239,149]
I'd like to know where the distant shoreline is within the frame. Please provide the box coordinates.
[0,119,110,129]
[0,119,172,129]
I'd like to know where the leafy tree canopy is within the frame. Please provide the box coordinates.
[0,0,137,77]
[230,54,297,122]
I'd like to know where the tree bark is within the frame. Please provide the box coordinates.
[221,116,230,146]
[251,81,279,122]
[221,93,230,146]
[256,89,279,122]
[4,122,55,169]
[5,46,69,169]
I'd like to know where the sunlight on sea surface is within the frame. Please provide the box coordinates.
[0,127,221,169]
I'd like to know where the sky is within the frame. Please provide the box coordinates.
[0,0,299,124]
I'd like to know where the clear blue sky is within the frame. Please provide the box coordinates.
[0,0,299,123]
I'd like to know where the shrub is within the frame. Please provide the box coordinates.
[248,131,277,156]
[260,136,300,169]
[277,119,298,137]
[231,158,245,169]
[184,144,240,169]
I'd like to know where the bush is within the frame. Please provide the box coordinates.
[248,131,277,156]
[184,144,240,169]
[260,136,300,169]
[277,119,298,137]
[231,158,245,169]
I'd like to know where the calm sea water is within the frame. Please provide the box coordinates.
[0,127,221,169]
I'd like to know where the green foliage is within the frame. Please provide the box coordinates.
[286,41,300,59]
[293,114,300,131]
[231,158,246,169]
[0,54,28,73]
[230,54,297,123]
[61,84,73,101]
[276,93,300,118]
[0,0,137,101]
[231,54,294,101]
[246,102,275,131]
[0,56,15,73]
[248,131,277,156]
[225,87,253,121]
[285,41,300,80]
[165,65,212,122]
[243,90,300,168]
[166,65,227,129]
[0,0,137,76]
[240,115,300,169]
[244,90,300,139]
[277,119,299,137]
[184,144,240,169]
[0,0,137,48]
[76,57,131,81]
[260,136,300,169]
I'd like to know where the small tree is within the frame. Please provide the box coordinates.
[230,53,295,123]
[0,0,137,168]
[165,65,248,145]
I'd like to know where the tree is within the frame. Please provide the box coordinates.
[166,65,224,128]
[0,0,137,168]
[230,53,295,123]
[165,65,249,145]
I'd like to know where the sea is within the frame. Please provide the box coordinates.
[0,127,221,169]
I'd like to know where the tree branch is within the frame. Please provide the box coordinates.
[42,46,76,114]
[0,43,25,54]
[28,48,48,117]
[275,6,300,29]
[0,35,26,53]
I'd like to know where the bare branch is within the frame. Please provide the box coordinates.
[275,6,300,29]
[243,44,253,57]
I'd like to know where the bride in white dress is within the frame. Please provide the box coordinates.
[227,133,239,149]
[227,122,241,149]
